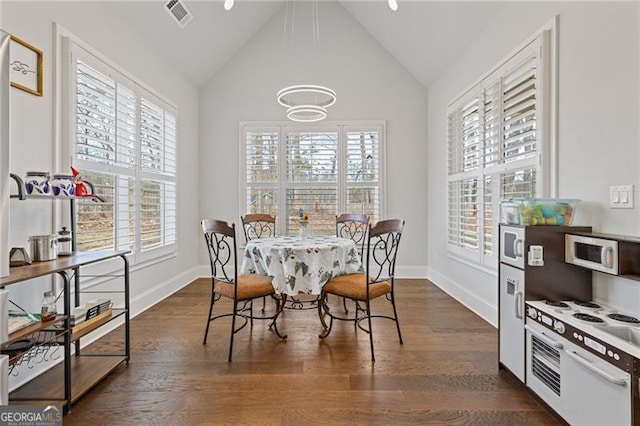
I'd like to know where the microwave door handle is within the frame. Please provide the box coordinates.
[514,239,523,258]
[524,324,563,349]
[565,350,628,386]
[602,246,614,268]
[515,290,523,319]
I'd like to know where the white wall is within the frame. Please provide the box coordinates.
[427,1,639,326]
[1,1,201,317]
[199,1,428,276]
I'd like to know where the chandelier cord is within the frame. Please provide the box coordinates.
[312,0,320,94]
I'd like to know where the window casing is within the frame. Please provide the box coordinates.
[64,38,177,264]
[447,29,553,269]
[240,122,385,236]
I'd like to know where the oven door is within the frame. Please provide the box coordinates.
[525,321,564,414]
[563,339,631,426]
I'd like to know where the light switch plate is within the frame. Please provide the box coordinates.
[610,185,634,209]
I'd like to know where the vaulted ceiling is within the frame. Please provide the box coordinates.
[107,1,506,89]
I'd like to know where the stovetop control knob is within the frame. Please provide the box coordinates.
[527,306,537,319]
[554,320,565,334]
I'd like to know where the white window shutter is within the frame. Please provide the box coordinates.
[446,29,552,267]
[244,130,279,217]
[242,123,385,236]
[461,97,481,172]
[502,53,538,164]
[72,44,177,261]
[345,129,381,219]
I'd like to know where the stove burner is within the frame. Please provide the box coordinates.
[572,313,605,323]
[573,301,602,309]
[544,301,570,308]
[607,313,640,324]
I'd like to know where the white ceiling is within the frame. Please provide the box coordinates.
[107,0,506,89]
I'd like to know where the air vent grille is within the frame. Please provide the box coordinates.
[531,335,561,396]
[165,0,193,28]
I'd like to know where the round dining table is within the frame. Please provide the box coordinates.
[240,235,362,296]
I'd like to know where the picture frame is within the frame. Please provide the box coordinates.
[9,35,42,96]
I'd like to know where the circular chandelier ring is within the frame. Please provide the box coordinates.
[287,105,327,123]
[277,85,337,109]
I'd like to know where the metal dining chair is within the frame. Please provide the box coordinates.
[335,213,369,312]
[201,219,286,361]
[241,213,276,311]
[319,219,405,362]
[241,213,276,242]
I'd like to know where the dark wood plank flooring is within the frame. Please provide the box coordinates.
[62,278,559,425]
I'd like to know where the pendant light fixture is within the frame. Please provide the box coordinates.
[277,1,336,122]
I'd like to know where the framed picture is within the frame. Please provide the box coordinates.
[9,35,42,96]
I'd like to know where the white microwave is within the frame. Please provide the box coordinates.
[565,234,618,275]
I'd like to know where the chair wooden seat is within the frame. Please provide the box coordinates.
[321,274,391,301]
[214,275,275,301]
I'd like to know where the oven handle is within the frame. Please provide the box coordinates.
[524,324,563,349]
[565,350,628,386]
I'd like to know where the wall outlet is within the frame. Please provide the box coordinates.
[610,185,634,209]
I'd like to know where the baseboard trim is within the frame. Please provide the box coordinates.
[427,267,497,328]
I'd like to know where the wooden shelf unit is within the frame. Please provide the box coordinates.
[1,250,130,413]
[4,174,131,413]
[5,173,131,413]
[9,353,127,405]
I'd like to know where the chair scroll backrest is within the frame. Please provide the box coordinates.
[201,219,238,285]
[336,213,369,258]
[241,214,276,242]
[365,219,405,285]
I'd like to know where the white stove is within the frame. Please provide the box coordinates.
[526,299,640,362]
[525,300,636,426]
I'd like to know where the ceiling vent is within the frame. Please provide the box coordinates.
[164,0,193,28]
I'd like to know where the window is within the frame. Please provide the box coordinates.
[65,39,177,263]
[447,28,553,268]
[241,123,384,236]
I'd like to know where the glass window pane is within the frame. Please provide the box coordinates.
[286,188,337,236]
[246,132,279,183]
[245,188,278,217]
[286,132,338,183]
[346,131,379,183]
[345,187,379,223]
[76,171,116,251]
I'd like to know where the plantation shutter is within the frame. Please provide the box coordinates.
[345,128,381,221]
[285,129,338,232]
[244,130,279,217]
[461,97,481,172]
[75,58,136,252]
[447,31,550,266]
[241,123,385,237]
[447,94,481,250]
[139,94,177,251]
[70,41,177,260]
[502,53,538,164]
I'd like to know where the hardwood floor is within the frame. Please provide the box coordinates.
[62,278,559,425]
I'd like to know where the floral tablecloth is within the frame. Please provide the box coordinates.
[240,235,362,296]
